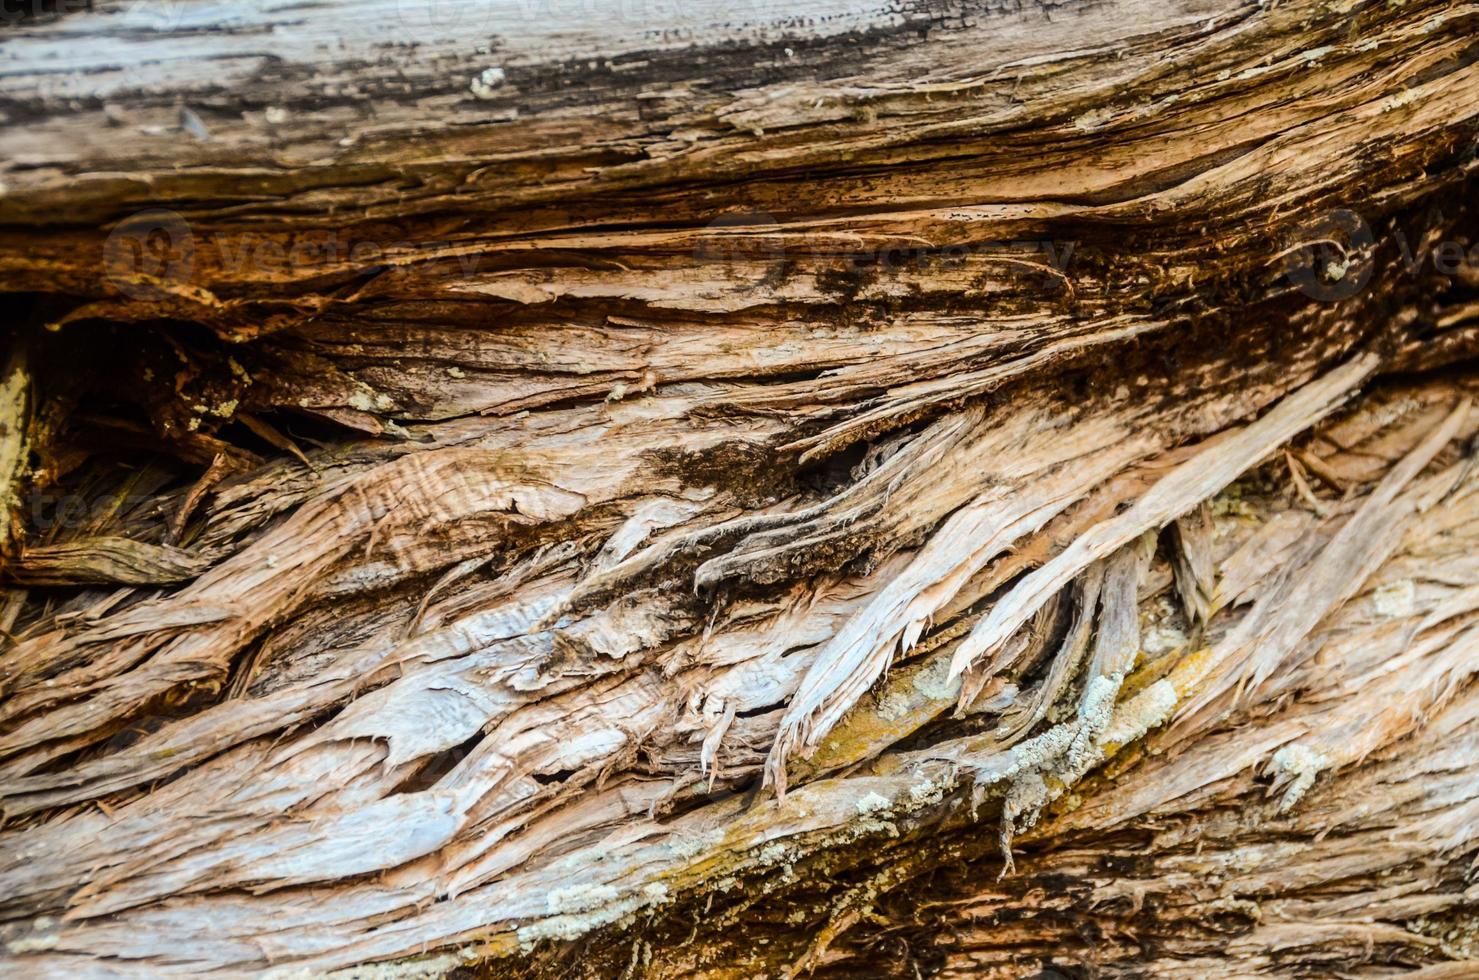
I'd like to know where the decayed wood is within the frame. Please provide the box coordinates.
[0,0,1477,975]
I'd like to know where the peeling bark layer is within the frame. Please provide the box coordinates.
[0,0,1477,976]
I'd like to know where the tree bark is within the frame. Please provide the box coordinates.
[1,0,1478,976]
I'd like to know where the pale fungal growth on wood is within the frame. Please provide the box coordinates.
[1266,742,1331,814]
[0,0,1478,977]
[470,67,507,100]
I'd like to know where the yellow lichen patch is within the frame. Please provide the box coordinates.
[1163,645,1220,701]
[787,646,961,784]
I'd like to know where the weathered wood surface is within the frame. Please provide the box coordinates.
[0,0,1477,975]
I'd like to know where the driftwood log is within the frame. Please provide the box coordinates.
[1,0,1478,975]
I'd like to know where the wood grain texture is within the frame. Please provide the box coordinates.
[0,0,1477,975]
